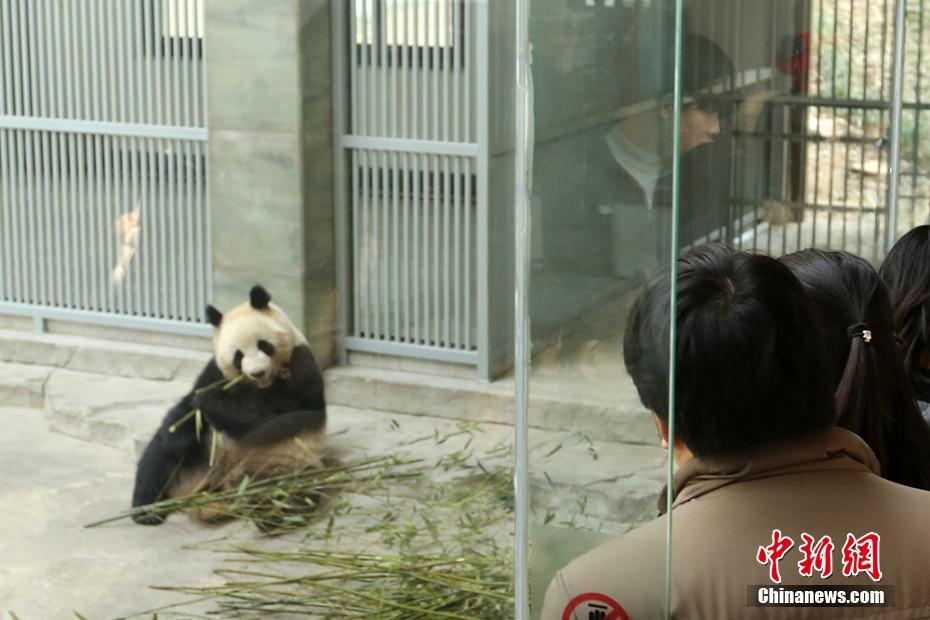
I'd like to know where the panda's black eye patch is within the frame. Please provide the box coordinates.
[257,340,276,357]
[233,350,244,370]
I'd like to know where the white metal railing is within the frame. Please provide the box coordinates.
[335,0,489,373]
[0,0,210,335]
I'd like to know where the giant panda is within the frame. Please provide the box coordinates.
[131,284,327,525]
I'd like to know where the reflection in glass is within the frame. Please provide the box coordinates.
[526,0,683,615]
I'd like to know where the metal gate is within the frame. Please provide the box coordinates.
[0,0,210,336]
[723,0,930,263]
[332,0,491,375]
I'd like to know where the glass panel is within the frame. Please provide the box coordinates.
[694,0,907,264]
[524,1,682,617]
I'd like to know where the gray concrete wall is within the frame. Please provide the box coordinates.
[205,0,336,366]
[298,0,338,367]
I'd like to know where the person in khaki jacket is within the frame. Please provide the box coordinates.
[541,245,930,620]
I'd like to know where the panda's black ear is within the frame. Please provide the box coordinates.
[250,285,271,310]
[206,305,223,327]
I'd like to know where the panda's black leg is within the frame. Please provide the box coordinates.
[131,358,223,525]
[131,401,200,525]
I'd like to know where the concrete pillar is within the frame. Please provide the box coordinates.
[205,0,336,366]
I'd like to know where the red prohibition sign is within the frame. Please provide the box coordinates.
[562,592,631,620]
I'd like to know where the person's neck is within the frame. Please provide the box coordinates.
[619,115,665,160]
[673,442,695,466]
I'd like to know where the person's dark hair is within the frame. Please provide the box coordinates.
[879,225,930,402]
[681,33,735,116]
[781,249,930,490]
[623,244,834,458]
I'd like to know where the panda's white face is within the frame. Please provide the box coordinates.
[214,309,293,389]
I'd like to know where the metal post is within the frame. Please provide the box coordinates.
[332,0,350,365]
[666,4,684,616]
[476,1,490,380]
[513,0,531,616]
[886,0,907,251]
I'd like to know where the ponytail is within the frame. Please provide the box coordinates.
[783,249,930,491]
[832,315,930,492]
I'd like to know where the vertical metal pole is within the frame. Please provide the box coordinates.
[184,140,194,320]
[126,0,137,125]
[464,156,471,351]
[0,130,12,302]
[333,0,350,363]
[0,3,12,302]
[403,152,410,342]
[666,1,685,616]
[380,0,388,138]
[413,152,421,343]
[106,0,116,120]
[362,149,372,337]
[443,155,450,347]
[389,0,397,138]
[423,154,431,344]
[413,0,420,139]
[172,0,180,128]
[513,0,530,617]
[25,130,38,305]
[352,149,361,340]
[194,140,205,316]
[432,153,439,345]
[169,138,179,319]
[910,0,926,230]
[34,0,47,119]
[475,0,489,378]
[41,132,53,306]
[375,151,384,339]
[154,0,162,126]
[52,132,63,306]
[453,0,460,143]
[453,157,461,348]
[90,0,100,121]
[77,133,89,310]
[129,137,141,315]
[86,132,98,311]
[200,0,212,304]
[400,0,408,139]
[393,154,401,339]
[381,150,390,341]
[192,0,202,128]
[431,0,439,140]
[886,0,907,250]
[181,0,190,127]
[94,134,105,311]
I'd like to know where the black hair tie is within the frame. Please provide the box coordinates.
[847,322,873,343]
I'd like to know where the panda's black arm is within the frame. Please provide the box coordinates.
[193,345,326,441]
[193,382,314,440]
[130,359,222,524]
[287,344,327,411]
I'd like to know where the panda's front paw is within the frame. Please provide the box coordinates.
[131,510,166,526]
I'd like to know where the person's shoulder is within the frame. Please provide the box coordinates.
[540,518,668,620]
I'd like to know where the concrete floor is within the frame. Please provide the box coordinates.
[0,346,666,619]
[0,407,233,620]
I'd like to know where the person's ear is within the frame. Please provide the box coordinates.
[652,412,670,449]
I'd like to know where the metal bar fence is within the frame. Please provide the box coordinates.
[0,0,210,335]
[715,0,930,264]
[336,0,482,371]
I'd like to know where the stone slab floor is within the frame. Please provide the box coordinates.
[0,360,666,619]
[0,406,230,619]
